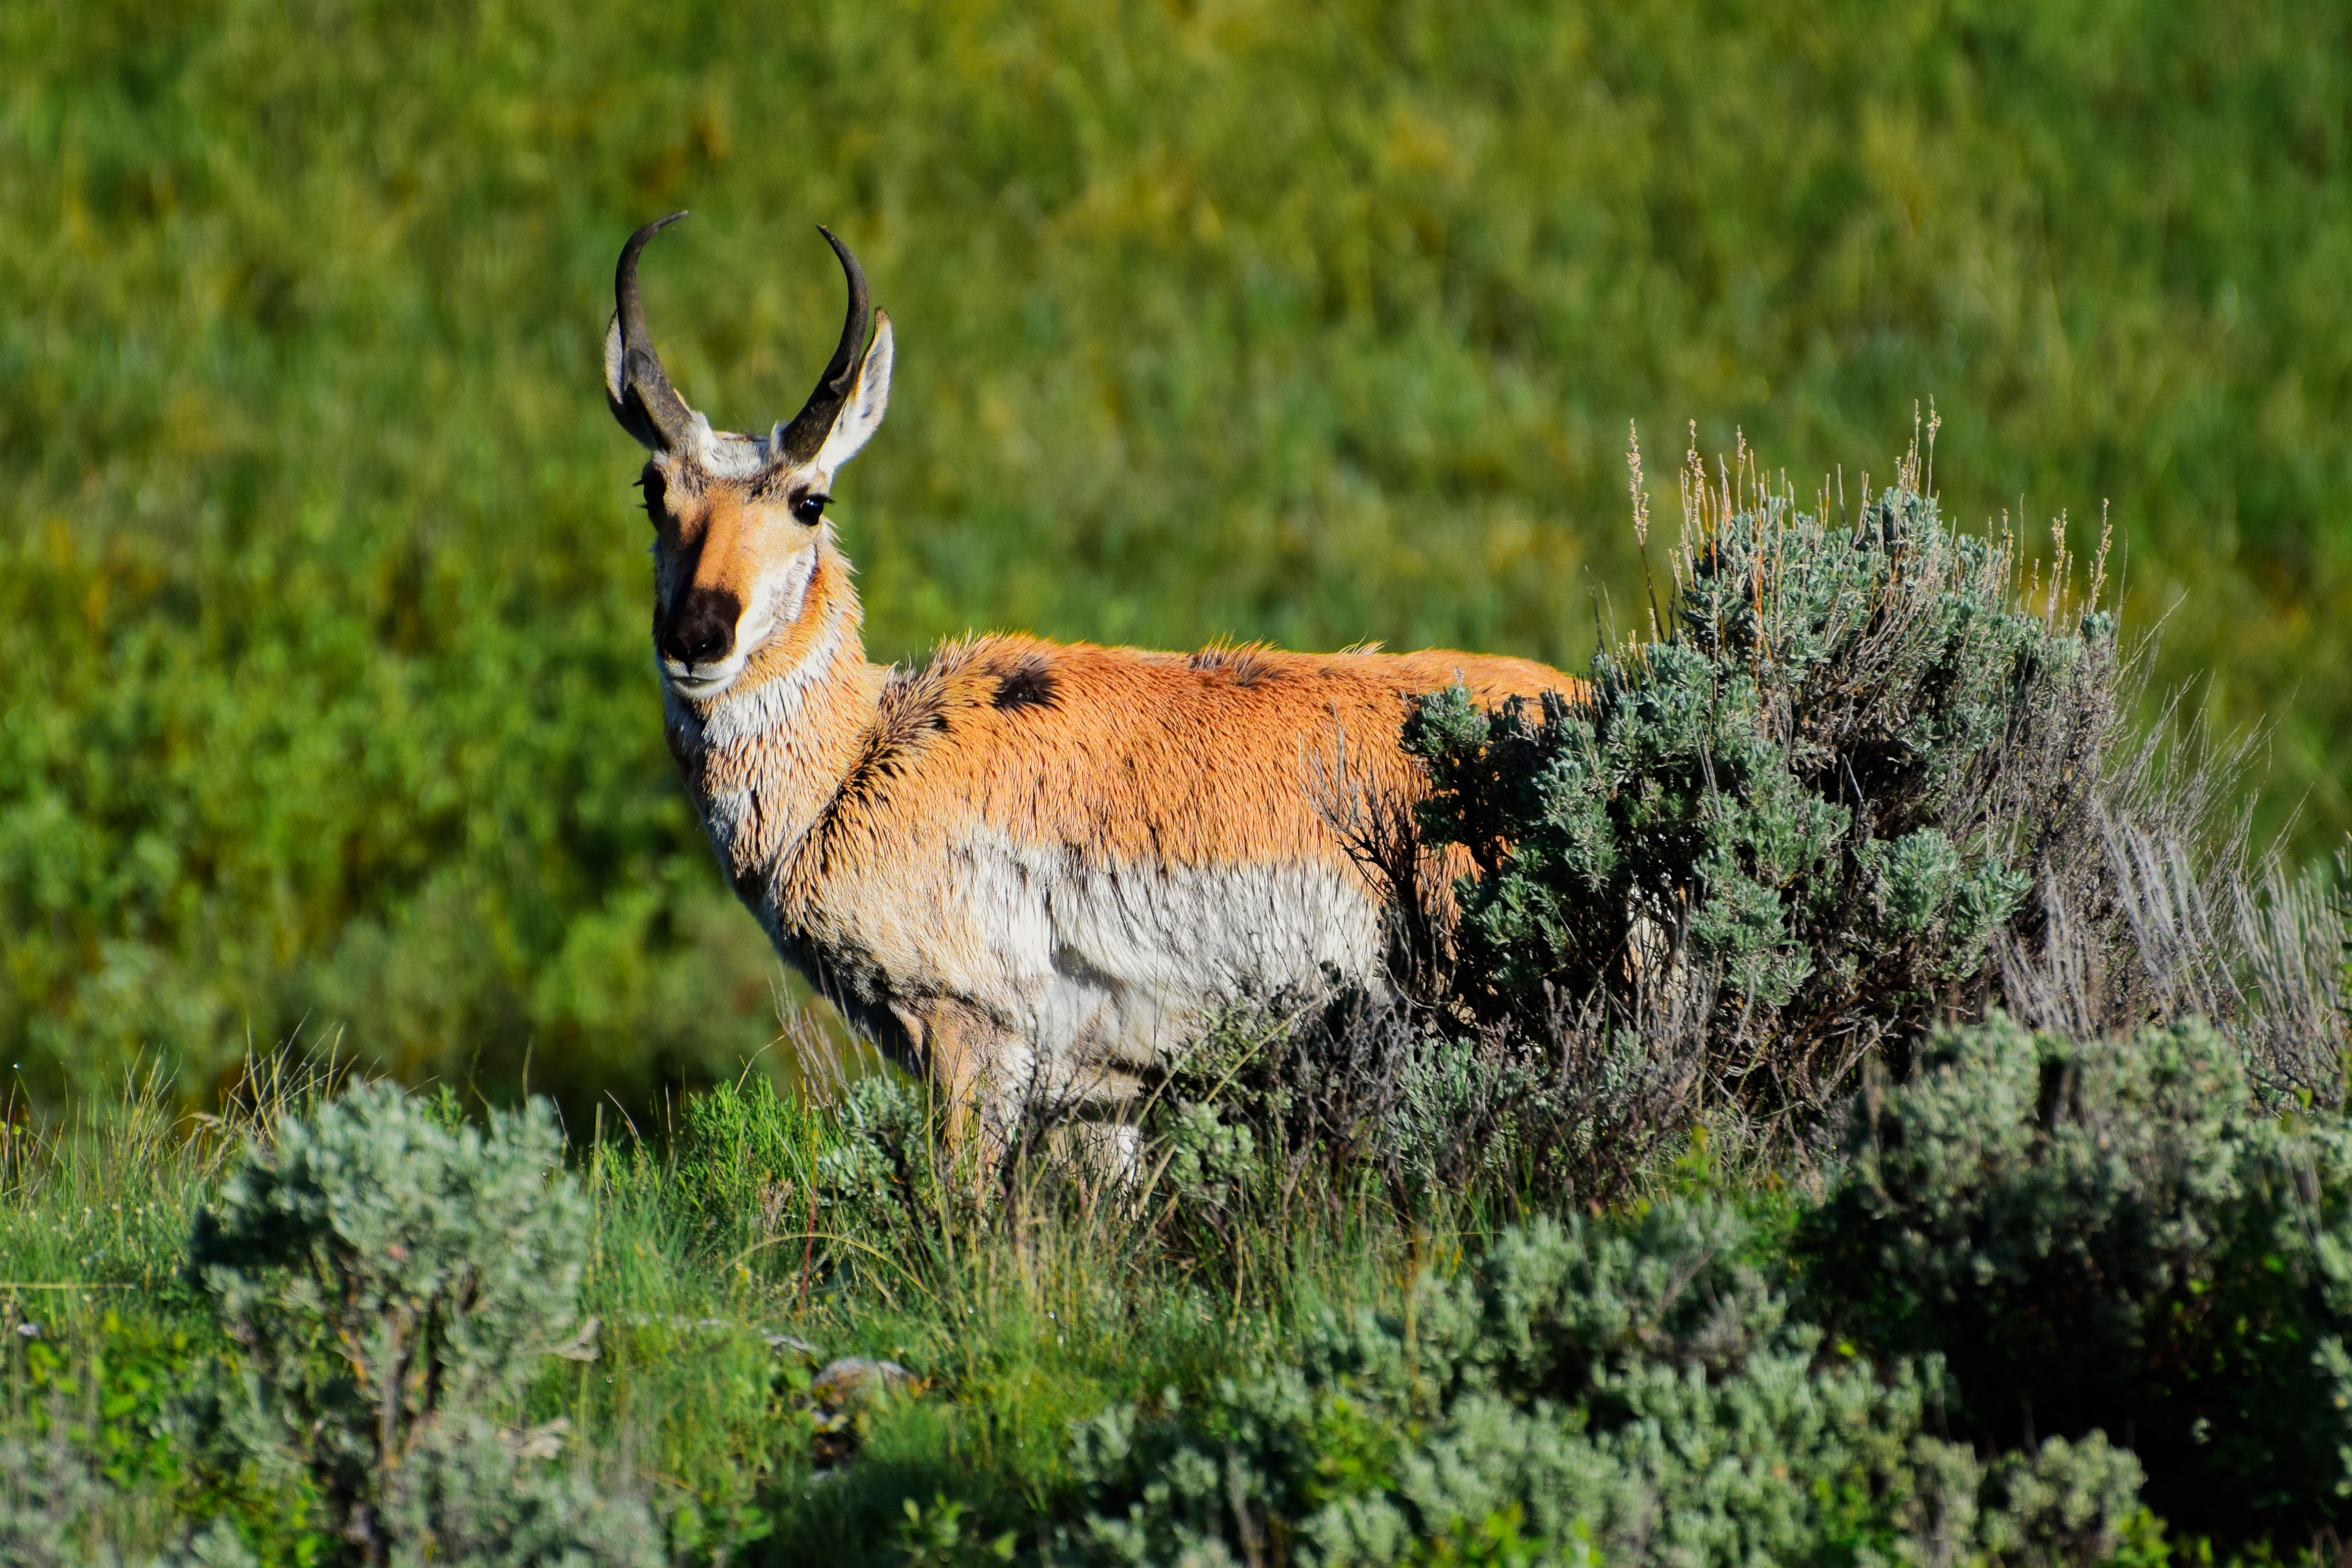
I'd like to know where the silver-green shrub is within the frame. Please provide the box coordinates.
[0,1424,131,1568]
[812,1075,944,1235]
[1070,1201,2151,1566]
[368,1412,664,1568]
[1806,1012,2352,1542]
[1403,476,2104,1116]
[187,1083,658,1567]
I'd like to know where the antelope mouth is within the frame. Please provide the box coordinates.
[661,622,772,702]
[663,664,742,702]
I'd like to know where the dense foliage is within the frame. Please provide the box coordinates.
[9,7,2352,1554]
[8,0,2352,1113]
[1071,1200,2154,1567]
[186,1084,659,1565]
[1405,473,2096,1110]
[1049,1016,2352,1565]
[22,1014,2352,1562]
[1806,1015,2352,1541]
[7,389,2346,1561]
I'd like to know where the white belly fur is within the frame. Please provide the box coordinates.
[691,742,1386,1101]
[1003,840,1384,1062]
[831,832,1388,1096]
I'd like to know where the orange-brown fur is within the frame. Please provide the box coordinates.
[607,217,1585,1158]
[661,528,1580,1134]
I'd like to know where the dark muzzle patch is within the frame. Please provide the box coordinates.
[662,587,743,668]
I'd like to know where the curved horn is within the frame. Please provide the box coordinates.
[606,212,700,452]
[774,225,873,465]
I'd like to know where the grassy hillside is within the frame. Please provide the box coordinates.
[5,1013,2344,1565]
[7,370,2350,1563]
[5,0,2349,1111]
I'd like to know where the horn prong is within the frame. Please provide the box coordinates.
[777,224,875,464]
[608,211,700,452]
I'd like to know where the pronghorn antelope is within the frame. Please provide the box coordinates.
[605,214,1580,1156]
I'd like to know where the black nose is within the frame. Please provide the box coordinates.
[661,590,739,668]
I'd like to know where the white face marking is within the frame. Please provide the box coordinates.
[649,332,890,704]
[688,601,850,751]
[657,530,823,702]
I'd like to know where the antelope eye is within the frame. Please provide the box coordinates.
[794,493,829,526]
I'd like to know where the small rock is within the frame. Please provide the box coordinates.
[808,1356,915,1411]
[804,1357,921,1472]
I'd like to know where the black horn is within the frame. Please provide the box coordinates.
[607,212,701,452]
[774,225,873,465]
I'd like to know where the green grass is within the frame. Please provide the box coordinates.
[0,1050,2322,1565]
[9,12,2349,1546]
[0,1065,1435,1564]
[6,0,2351,1115]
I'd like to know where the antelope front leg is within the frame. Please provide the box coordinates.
[894,1000,1016,1192]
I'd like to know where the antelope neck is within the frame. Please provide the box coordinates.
[663,548,879,892]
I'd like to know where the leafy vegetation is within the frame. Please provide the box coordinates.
[7,0,2352,1114]
[1070,1200,2156,1567]
[11,1011,2351,1564]
[1401,456,2094,1113]
[186,1082,661,1564]
[1806,1014,2352,1543]
[8,436,2352,1563]
[11,3,2352,1557]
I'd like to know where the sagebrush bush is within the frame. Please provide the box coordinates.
[1378,446,2351,1171]
[1805,1012,2352,1543]
[188,1083,658,1567]
[1402,466,2102,1118]
[367,1413,665,1568]
[1069,1200,2153,1567]
[1254,452,2156,1211]
[0,1424,124,1568]
[812,1075,953,1236]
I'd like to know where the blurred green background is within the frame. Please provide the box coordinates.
[4,0,2347,1121]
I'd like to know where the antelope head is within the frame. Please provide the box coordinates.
[605,213,893,700]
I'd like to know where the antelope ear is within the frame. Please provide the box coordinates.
[810,311,893,477]
[604,313,661,451]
